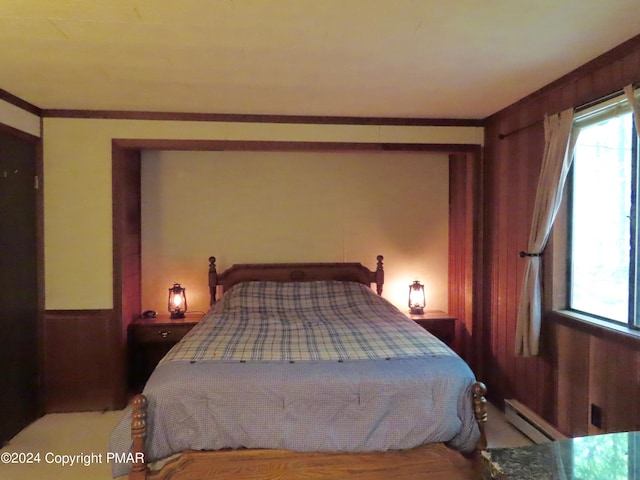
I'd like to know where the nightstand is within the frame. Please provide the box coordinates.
[128,313,202,391]
[409,310,457,349]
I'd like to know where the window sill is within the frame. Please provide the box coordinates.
[549,310,640,350]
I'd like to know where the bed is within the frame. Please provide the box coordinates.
[110,255,487,479]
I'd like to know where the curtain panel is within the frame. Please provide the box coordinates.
[624,84,640,137]
[516,84,638,356]
[515,108,577,356]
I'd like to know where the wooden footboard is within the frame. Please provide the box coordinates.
[129,395,148,480]
[472,381,488,452]
[128,382,488,480]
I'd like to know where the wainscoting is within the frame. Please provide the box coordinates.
[549,316,640,436]
[43,310,124,412]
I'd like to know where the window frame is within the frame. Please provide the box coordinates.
[559,93,640,333]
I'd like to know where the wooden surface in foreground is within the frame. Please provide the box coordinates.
[145,443,479,480]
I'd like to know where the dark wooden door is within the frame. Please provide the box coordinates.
[0,129,39,444]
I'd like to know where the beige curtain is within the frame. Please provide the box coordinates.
[624,84,640,137]
[515,108,577,356]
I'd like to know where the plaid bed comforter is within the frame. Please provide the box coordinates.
[162,280,453,364]
[109,281,479,477]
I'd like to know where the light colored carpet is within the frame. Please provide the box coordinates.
[0,402,531,480]
[0,410,127,480]
[484,402,533,449]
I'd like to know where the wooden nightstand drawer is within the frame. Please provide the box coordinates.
[131,323,194,344]
[409,311,456,349]
[128,314,202,392]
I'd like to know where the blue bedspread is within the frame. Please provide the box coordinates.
[109,281,479,477]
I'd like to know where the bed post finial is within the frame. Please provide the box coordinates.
[130,394,148,479]
[209,256,218,305]
[375,255,384,296]
[471,382,488,452]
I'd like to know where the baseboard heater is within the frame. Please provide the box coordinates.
[504,399,567,444]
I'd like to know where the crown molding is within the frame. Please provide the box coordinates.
[0,89,41,116]
[41,108,484,127]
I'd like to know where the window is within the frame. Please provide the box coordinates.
[568,94,638,328]
[572,432,638,479]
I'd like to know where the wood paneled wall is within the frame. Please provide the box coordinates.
[549,313,640,435]
[448,150,485,376]
[483,34,640,434]
[44,310,117,412]
[112,144,142,404]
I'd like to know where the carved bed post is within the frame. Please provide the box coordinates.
[209,256,218,305]
[375,255,384,295]
[130,394,148,480]
[471,382,488,452]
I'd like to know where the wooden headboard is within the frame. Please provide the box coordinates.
[208,255,384,305]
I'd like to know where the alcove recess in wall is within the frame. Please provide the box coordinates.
[110,139,484,408]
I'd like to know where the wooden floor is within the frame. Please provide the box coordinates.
[146,444,479,480]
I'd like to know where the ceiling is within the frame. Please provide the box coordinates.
[2,1,640,119]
